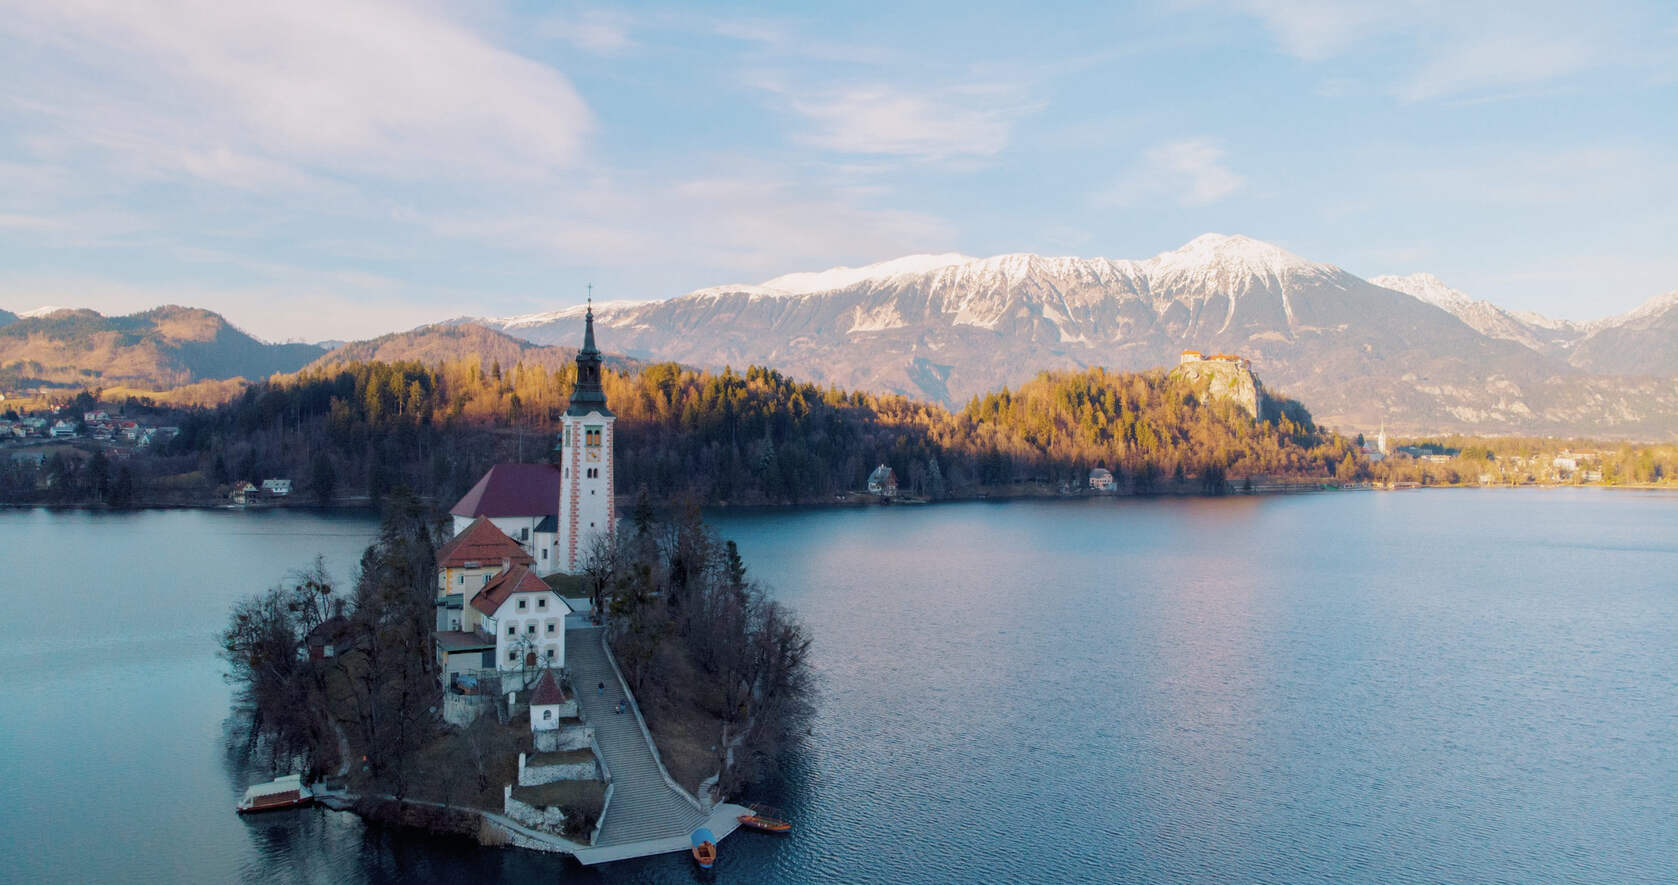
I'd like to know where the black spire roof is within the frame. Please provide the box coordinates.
[566,303,612,417]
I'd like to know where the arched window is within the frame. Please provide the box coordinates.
[542,709,553,721]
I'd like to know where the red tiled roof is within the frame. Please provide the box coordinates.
[470,565,556,616]
[449,463,560,519]
[435,516,535,569]
[530,669,566,706]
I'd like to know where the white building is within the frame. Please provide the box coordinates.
[472,565,569,671]
[554,304,616,573]
[434,516,536,632]
[50,420,77,439]
[529,669,573,751]
[1089,467,1116,491]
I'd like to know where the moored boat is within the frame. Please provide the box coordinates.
[236,774,314,814]
[737,810,792,833]
[691,827,717,869]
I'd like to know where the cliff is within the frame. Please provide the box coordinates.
[1169,354,1265,418]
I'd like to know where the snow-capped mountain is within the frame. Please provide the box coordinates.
[1369,273,1585,356]
[1568,289,1678,376]
[480,234,1678,438]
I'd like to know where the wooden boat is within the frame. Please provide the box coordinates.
[737,810,792,833]
[690,827,717,869]
[236,774,314,814]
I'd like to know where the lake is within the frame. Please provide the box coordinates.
[1,490,1674,882]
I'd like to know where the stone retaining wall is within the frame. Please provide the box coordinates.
[518,751,600,786]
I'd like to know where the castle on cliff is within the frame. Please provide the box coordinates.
[1171,349,1266,418]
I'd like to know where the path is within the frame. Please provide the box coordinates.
[565,624,708,848]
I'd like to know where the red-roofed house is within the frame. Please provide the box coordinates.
[449,462,562,569]
[471,565,570,671]
[433,517,536,631]
[529,669,578,750]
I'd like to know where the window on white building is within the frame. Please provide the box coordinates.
[543,709,552,721]
[507,625,515,636]
[527,624,536,634]
[547,623,555,633]
[508,650,517,661]
[457,574,464,585]
[517,598,526,610]
[537,598,546,609]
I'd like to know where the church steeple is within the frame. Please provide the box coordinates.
[566,298,612,417]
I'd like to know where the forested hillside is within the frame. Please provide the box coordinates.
[144,357,1356,507]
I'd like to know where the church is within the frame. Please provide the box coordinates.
[433,304,616,680]
[447,304,616,576]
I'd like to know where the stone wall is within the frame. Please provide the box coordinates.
[534,722,592,753]
[442,691,495,727]
[518,751,600,786]
[503,785,570,831]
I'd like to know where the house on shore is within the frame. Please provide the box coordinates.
[867,464,898,497]
[1089,467,1116,491]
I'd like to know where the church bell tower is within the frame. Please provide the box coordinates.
[556,302,615,573]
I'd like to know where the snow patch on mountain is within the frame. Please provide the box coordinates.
[1149,233,1321,279]
[1371,272,1584,355]
[1601,289,1678,327]
[20,305,76,318]
[848,303,908,333]
[761,253,975,295]
[1370,273,1472,312]
[495,300,647,330]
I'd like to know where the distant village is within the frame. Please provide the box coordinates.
[2,397,179,478]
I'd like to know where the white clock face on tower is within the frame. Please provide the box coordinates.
[586,449,600,462]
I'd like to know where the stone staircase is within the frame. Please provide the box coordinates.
[566,625,706,846]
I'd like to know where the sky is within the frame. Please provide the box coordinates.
[0,0,1674,342]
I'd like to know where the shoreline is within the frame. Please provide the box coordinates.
[5,480,1675,515]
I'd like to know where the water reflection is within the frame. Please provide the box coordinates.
[1,492,1674,883]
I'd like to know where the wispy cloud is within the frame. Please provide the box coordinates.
[1100,139,1244,207]
[1396,34,1594,102]
[756,80,1026,161]
[1202,0,1662,102]
[539,8,636,55]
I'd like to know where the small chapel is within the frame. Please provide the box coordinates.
[432,304,616,685]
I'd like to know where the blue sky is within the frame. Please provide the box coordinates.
[1,0,1674,341]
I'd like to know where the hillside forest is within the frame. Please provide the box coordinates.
[3,356,1373,507]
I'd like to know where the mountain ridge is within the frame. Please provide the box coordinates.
[0,305,324,390]
[477,235,1678,439]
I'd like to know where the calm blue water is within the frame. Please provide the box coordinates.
[1,490,1674,883]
